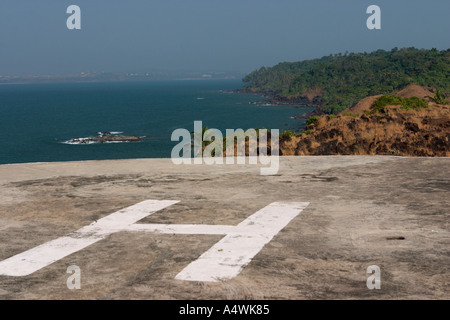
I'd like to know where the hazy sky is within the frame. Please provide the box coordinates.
[0,0,449,76]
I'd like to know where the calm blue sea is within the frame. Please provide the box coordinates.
[0,80,313,164]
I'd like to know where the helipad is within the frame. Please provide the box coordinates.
[0,156,448,299]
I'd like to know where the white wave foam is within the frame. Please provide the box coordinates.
[61,137,97,145]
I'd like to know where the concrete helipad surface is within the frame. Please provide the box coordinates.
[0,156,448,299]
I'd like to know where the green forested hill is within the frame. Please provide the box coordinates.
[242,47,450,113]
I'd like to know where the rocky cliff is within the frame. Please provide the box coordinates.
[280,85,450,157]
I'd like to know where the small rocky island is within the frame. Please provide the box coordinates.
[68,132,144,144]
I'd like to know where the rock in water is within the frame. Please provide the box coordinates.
[68,132,144,144]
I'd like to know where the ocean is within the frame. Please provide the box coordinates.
[0,79,314,164]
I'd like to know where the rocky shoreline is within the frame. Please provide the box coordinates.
[231,88,323,118]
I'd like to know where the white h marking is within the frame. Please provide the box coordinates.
[0,200,309,281]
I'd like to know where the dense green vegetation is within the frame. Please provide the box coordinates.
[305,116,319,126]
[281,130,301,139]
[428,89,449,104]
[369,95,429,114]
[242,47,450,114]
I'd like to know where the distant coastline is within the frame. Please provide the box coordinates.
[0,71,244,85]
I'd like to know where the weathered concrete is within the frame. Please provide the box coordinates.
[0,156,448,299]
